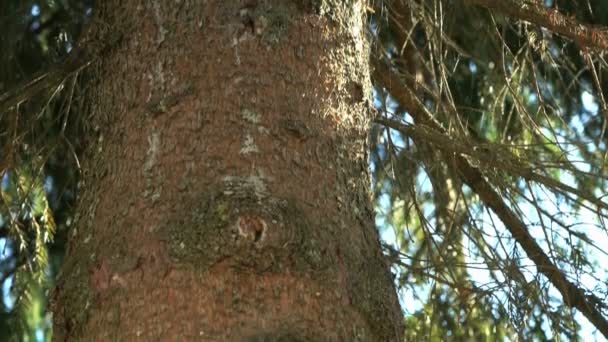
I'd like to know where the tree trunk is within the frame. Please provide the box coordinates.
[51,1,403,340]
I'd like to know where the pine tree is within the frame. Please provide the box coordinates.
[1,0,608,340]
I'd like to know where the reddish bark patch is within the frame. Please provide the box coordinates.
[53,0,403,340]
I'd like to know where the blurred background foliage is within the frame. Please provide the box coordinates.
[1,0,608,340]
[0,0,90,340]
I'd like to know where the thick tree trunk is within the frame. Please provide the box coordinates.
[51,1,403,340]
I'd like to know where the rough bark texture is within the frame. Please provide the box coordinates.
[51,0,404,340]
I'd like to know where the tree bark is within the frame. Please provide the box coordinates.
[51,1,403,340]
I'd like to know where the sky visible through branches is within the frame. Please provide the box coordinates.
[2,0,608,340]
[374,55,608,341]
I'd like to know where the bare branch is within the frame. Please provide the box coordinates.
[0,9,121,116]
[373,61,608,338]
[465,0,608,51]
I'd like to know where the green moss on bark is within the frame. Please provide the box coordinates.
[163,180,337,275]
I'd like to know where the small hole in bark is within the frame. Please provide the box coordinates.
[254,229,262,242]
[237,215,267,243]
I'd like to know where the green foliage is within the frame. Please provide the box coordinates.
[0,0,84,339]
[371,0,608,339]
[2,0,608,340]
[0,163,56,340]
